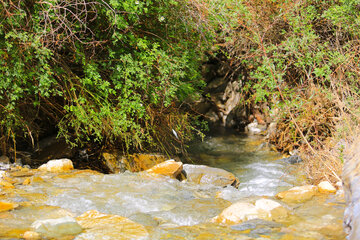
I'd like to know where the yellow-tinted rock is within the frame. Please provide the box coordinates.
[76,210,148,240]
[103,152,166,173]
[255,198,289,221]
[3,176,16,184]
[55,170,102,179]
[0,181,15,189]
[130,153,167,171]
[102,152,123,173]
[10,171,34,177]
[23,231,41,240]
[146,159,183,178]
[38,159,74,173]
[31,176,45,183]
[213,199,289,225]
[23,178,31,185]
[0,202,19,212]
[212,202,263,225]
[276,185,318,203]
[318,181,336,194]
[31,216,82,238]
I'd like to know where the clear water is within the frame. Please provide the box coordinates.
[188,133,297,198]
[0,133,346,239]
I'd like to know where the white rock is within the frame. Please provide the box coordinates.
[318,181,336,193]
[246,122,262,135]
[255,198,288,221]
[31,216,82,238]
[38,159,74,172]
[212,202,261,224]
[255,198,282,211]
[335,181,342,188]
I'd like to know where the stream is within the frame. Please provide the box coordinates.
[0,133,346,239]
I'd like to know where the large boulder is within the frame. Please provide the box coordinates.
[38,159,74,173]
[183,164,239,188]
[75,210,148,240]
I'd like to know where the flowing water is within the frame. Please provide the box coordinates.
[0,133,346,239]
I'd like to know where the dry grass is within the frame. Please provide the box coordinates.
[269,81,360,185]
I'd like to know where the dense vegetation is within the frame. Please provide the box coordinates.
[0,0,213,155]
[213,0,360,182]
[1,0,360,180]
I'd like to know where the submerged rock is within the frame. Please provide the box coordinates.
[75,210,148,240]
[276,185,318,203]
[231,218,283,231]
[38,159,74,173]
[183,164,240,188]
[146,159,183,179]
[31,216,82,238]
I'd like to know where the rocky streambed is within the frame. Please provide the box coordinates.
[0,135,346,239]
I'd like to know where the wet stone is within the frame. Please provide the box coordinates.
[23,231,41,240]
[0,201,19,212]
[146,159,183,179]
[31,216,82,238]
[0,180,14,189]
[75,210,149,240]
[233,218,283,230]
[183,164,239,188]
[212,202,262,225]
[231,222,257,231]
[276,185,318,203]
[10,171,34,178]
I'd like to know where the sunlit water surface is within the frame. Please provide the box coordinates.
[0,132,346,239]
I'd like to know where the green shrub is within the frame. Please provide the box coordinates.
[0,0,214,154]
